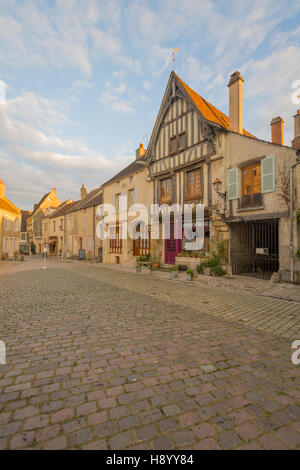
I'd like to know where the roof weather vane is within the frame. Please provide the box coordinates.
[172,48,179,71]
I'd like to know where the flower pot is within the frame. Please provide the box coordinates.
[152,263,159,269]
[186,273,193,281]
[136,266,142,273]
[171,271,178,279]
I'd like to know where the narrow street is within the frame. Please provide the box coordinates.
[0,259,299,449]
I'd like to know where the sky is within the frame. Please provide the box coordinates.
[0,0,299,210]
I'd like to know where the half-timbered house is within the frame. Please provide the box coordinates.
[144,71,300,280]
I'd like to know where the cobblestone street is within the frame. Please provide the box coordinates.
[0,259,299,450]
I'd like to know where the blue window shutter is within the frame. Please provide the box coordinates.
[228,168,238,200]
[261,155,275,193]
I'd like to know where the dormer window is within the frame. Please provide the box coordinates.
[170,136,177,153]
[178,132,186,149]
[169,132,186,154]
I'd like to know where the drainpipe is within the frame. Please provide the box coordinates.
[290,158,300,283]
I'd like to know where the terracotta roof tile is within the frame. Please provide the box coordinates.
[176,74,256,138]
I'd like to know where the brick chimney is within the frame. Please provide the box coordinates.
[81,183,87,200]
[292,110,300,150]
[136,143,146,160]
[0,179,5,199]
[228,71,244,134]
[270,116,284,145]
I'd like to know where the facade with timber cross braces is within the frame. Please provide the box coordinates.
[139,70,300,281]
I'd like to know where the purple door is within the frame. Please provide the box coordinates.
[164,222,182,265]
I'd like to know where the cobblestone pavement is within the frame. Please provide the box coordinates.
[0,261,299,450]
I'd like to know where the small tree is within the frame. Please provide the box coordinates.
[278,163,297,209]
[31,243,36,255]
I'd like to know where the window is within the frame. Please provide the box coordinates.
[170,132,186,154]
[128,189,135,207]
[53,221,56,232]
[21,233,26,241]
[159,177,172,203]
[185,168,202,199]
[109,226,122,253]
[241,162,261,207]
[83,217,87,231]
[129,176,134,184]
[170,136,177,153]
[178,132,186,149]
[68,217,73,230]
[60,218,63,230]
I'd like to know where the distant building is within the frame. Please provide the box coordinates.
[63,185,103,260]
[42,199,73,256]
[20,210,31,254]
[27,187,61,254]
[0,179,21,260]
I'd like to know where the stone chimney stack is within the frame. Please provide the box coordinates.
[0,179,5,199]
[81,184,87,200]
[270,116,284,146]
[228,71,244,134]
[136,143,146,160]
[292,110,300,150]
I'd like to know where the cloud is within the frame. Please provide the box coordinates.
[0,87,135,209]
[142,81,152,91]
[99,80,134,113]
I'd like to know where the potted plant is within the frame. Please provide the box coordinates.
[136,263,142,273]
[170,265,179,278]
[296,249,300,259]
[150,255,160,269]
[186,268,194,281]
[211,266,226,277]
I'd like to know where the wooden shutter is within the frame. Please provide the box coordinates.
[261,155,275,193]
[228,168,238,200]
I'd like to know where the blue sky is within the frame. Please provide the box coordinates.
[0,0,299,210]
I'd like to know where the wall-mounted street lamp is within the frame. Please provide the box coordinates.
[212,178,226,215]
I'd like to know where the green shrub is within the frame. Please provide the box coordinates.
[197,264,204,274]
[296,249,300,259]
[170,265,179,271]
[211,266,226,276]
[201,256,219,268]
[186,268,194,274]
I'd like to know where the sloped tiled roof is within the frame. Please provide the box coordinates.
[102,159,145,187]
[0,197,21,216]
[176,74,256,138]
[77,188,103,210]
[63,200,82,215]
[48,200,74,219]
[32,192,51,215]
[65,188,103,213]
